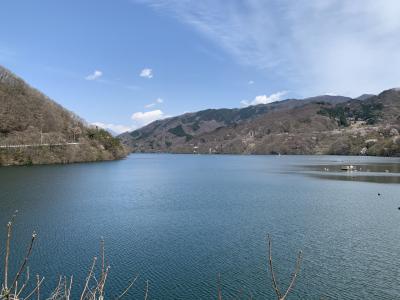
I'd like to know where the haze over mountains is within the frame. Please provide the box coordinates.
[120,90,400,156]
[0,65,127,166]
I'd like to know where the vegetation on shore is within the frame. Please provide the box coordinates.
[0,66,128,166]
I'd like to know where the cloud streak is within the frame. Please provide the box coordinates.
[145,97,163,108]
[241,91,287,106]
[85,70,103,81]
[137,0,400,96]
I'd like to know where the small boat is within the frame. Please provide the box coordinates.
[341,165,355,171]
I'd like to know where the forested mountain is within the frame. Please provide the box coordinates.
[120,89,400,156]
[0,65,127,166]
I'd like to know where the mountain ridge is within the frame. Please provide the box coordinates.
[119,89,400,156]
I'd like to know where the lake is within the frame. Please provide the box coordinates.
[0,154,400,299]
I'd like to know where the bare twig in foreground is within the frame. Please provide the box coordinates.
[4,212,17,292]
[23,275,45,300]
[10,232,37,291]
[115,274,139,300]
[80,257,97,300]
[0,213,142,300]
[267,234,302,300]
[144,280,149,300]
[217,273,223,300]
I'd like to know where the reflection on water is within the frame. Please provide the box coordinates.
[298,160,400,184]
[308,173,400,184]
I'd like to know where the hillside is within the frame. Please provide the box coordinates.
[0,65,127,166]
[120,90,400,156]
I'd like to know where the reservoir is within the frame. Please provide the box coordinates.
[0,154,399,299]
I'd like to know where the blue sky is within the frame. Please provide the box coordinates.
[1,0,400,133]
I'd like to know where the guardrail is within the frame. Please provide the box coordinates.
[0,143,80,148]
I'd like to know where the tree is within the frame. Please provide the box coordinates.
[70,126,82,142]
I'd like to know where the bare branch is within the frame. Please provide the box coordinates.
[23,275,44,300]
[281,251,303,300]
[67,275,73,300]
[144,280,149,300]
[98,238,107,299]
[115,274,139,300]
[80,257,97,300]
[16,266,30,297]
[10,232,37,291]
[267,234,303,300]
[4,213,17,291]
[96,266,110,300]
[101,238,105,278]
[48,275,63,300]
[36,274,41,300]
[64,276,68,299]
[217,273,222,300]
[267,234,282,299]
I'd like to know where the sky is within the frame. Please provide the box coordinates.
[1,0,400,134]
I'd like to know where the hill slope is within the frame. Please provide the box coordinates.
[120,90,400,156]
[0,66,127,166]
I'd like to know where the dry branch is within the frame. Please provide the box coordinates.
[0,214,147,300]
[115,274,138,300]
[144,280,149,300]
[267,234,303,300]
[10,232,37,291]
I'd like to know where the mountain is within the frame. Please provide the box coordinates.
[119,90,400,156]
[0,65,127,166]
[356,94,375,101]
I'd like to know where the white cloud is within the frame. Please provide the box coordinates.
[92,108,168,133]
[144,103,156,108]
[139,68,153,79]
[91,122,133,135]
[137,0,400,96]
[239,100,250,107]
[248,80,254,85]
[85,70,103,81]
[144,97,164,108]
[131,109,165,126]
[241,91,287,106]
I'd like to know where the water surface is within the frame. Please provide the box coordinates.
[0,154,399,299]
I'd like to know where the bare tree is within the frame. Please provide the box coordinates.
[69,126,82,143]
